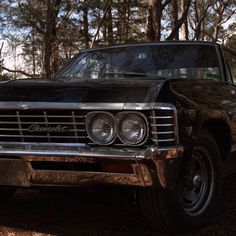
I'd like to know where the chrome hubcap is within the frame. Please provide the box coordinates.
[179,146,215,216]
[192,175,201,188]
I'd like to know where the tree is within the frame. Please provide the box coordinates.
[192,0,236,42]
[2,0,84,79]
[146,0,166,41]
[166,0,191,40]
[0,0,236,79]
[104,0,114,44]
[43,0,62,78]
[211,0,236,42]
[90,0,112,47]
[179,0,189,40]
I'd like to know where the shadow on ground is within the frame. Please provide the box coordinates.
[0,175,236,235]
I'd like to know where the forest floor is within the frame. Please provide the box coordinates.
[0,174,235,236]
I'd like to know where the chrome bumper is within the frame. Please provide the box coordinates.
[0,142,182,159]
[0,143,184,189]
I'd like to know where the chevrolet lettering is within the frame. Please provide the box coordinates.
[28,124,69,133]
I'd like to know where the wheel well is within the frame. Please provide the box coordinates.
[203,120,231,160]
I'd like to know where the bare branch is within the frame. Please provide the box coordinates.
[222,45,236,58]
[2,66,33,77]
[90,0,112,48]
[219,9,236,26]
[201,30,215,40]
[161,0,172,10]
[0,42,3,55]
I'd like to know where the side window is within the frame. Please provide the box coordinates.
[224,50,236,83]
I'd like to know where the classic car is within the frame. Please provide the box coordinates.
[0,41,235,233]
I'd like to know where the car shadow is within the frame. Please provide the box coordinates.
[0,186,149,236]
[0,175,235,236]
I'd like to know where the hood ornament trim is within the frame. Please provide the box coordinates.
[19,103,29,110]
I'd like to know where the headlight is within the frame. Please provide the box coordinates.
[117,113,147,145]
[87,113,115,145]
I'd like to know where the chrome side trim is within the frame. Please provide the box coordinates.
[0,102,175,110]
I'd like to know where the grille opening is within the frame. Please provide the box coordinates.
[101,162,133,174]
[0,109,150,147]
[0,110,88,143]
[31,161,134,174]
[0,108,177,147]
[149,108,177,146]
[31,162,102,172]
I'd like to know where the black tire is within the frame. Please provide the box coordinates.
[0,186,16,202]
[139,129,222,233]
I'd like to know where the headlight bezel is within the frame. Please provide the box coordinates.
[116,112,149,146]
[86,111,149,146]
[85,111,116,145]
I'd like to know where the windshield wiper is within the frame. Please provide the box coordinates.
[55,72,166,82]
[103,71,165,79]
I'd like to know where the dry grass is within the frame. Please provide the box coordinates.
[0,174,235,236]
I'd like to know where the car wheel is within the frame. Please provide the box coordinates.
[138,129,222,233]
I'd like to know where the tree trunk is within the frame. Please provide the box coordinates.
[43,0,61,79]
[117,0,126,43]
[180,0,188,40]
[106,0,113,44]
[43,0,52,79]
[211,1,226,42]
[166,0,191,40]
[170,0,179,40]
[125,0,130,42]
[147,6,155,40]
[146,0,162,41]
[0,42,4,75]
[32,28,36,78]
[82,5,90,48]
[90,0,112,48]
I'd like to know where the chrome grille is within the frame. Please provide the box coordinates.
[149,107,178,146]
[0,110,87,143]
[0,104,178,147]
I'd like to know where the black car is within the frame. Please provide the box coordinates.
[0,41,235,233]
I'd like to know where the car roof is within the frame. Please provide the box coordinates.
[81,41,219,54]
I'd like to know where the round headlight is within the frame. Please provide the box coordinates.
[118,113,147,145]
[88,113,115,145]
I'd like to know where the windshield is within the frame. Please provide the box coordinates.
[55,44,220,81]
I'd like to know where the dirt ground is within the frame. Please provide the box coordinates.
[0,174,236,236]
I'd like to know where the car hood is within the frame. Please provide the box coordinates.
[0,79,165,104]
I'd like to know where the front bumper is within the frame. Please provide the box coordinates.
[0,143,184,189]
